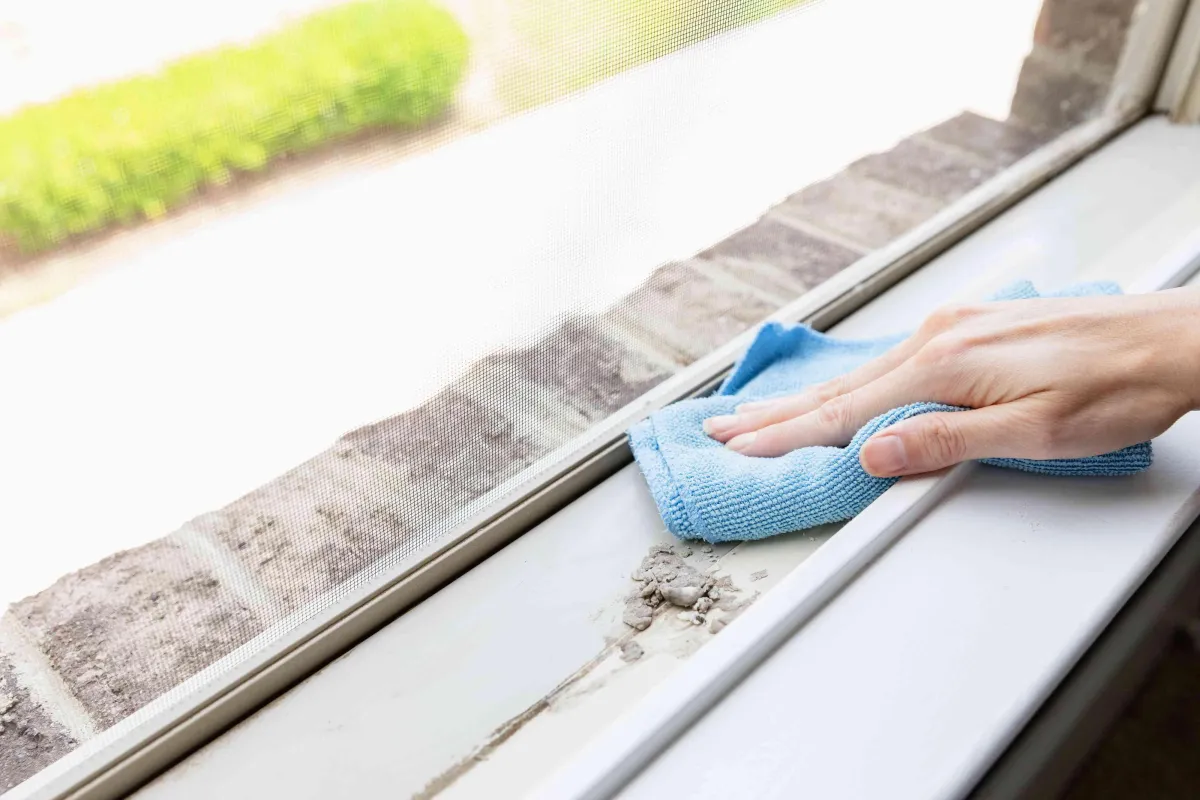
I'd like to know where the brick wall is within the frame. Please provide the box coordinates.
[1010,0,1143,133]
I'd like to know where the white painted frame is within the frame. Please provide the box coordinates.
[1155,0,1200,120]
[1108,0,1192,117]
[529,231,1200,800]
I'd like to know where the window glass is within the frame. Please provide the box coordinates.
[0,0,1146,791]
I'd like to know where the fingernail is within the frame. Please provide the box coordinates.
[703,415,739,436]
[726,431,758,453]
[862,434,907,475]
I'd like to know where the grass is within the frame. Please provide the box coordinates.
[0,0,469,253]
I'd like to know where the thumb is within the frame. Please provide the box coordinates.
[860,407,1014,477]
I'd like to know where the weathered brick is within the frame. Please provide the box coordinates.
[696,256,801,304]
[699,217,862,292]
[336,322,671,556]
[0,655,78,794]
[343,389,547,507]
[922,112,1048,167]
[192,447,456,615]
[774,173,943,250]
[1010,49,1109,135]
[10,539,262,731]
[454,362,598,447]
[467,318,672,424]
[607,262,775,364]
[849,137,1002,203]
[1032,0,1139,71]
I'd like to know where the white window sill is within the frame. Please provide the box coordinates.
[134,116,1200,800]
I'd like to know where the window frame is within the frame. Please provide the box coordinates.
[1155,0,1200,120]
[528,230,1200,800]
[16,1,1196,797]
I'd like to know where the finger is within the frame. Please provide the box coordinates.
[736,335,918,415]
[726,362,927,457]
[859,405,1026,477]
[704,336,920,443]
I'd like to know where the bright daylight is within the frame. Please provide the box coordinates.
[4,0,1200,799]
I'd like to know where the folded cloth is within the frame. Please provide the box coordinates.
[628,281,1153,542]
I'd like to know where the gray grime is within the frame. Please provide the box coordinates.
[620,641,645,662]
[622,544,741,631]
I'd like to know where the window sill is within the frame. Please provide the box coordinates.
[122,116,1200,800]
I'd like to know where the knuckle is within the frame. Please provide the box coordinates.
[812,376,845,405]
[919,303,984,338]
[816,393,855,430]
[913,336,965,371]
[922,304,969,334]
[920,415,968,464]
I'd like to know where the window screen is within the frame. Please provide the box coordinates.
[0,0,1145,792]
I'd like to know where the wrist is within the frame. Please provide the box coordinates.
[1167,288,1200,410]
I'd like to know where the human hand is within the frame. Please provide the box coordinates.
[703,288,1200,477]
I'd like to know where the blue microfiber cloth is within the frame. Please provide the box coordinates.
[628,280,1153,542]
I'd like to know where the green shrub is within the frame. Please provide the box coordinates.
[0,0,469,252]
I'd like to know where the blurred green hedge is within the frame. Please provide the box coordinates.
[0,0,468,253]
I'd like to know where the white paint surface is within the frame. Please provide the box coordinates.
[131,119,1200,800]
[619,416,1200,800]
[440,526,835,800]
[135,459,673,800]
[0,0,1042,609]
[570,121,1200,799]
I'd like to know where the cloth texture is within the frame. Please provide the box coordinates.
[628,281,1153,542]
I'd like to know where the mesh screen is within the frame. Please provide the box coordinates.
[0,0,1143,791]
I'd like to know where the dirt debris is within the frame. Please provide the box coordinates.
[622,602,654,631]
[750,569,768,582]
[623,544,744,632]
[660,584,705,607]
[619,641,644,662]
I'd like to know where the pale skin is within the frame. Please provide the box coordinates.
[703,288,1200,477]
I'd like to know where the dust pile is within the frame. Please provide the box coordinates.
[622,544,739,632]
